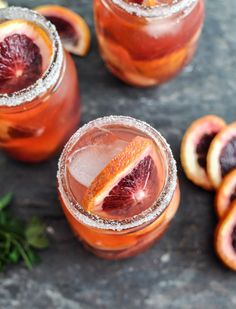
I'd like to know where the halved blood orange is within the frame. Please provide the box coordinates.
[215,200,236,271]
[215,169,236,218]
[0,19,53,94]
[207,122,236,189]
[181,115,226,190]
[83,136,159,219]
[35,5,90,56]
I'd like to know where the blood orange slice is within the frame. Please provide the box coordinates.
[215,200,236,271]
[35,5,90,56]
[207,122,236,189]
[181,115,226,190]
[216,169,236,218]
[0,19,52,94]
[83,136,159,219]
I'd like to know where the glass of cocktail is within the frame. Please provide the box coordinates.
[0,7,80,162]
[58,116,180,259]
[94,0,205,87]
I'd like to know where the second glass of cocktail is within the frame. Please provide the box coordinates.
[94,0,205,87]
[0,7,80,162]
[58,116,180,259]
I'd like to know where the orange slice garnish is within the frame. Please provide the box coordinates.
[0,19,53,94]
[83,136,159,219]
[35,5,90,56]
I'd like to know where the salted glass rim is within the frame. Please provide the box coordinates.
[110,0,197,18]
[0,7,63,108]
[57,116,177,231]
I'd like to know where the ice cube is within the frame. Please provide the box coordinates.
[144,19,180,38]
[69,139,128,187]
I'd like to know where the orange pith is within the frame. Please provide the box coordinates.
[83,136,156,215]
[181,115,226,190]
[215,200,236,271]
[216,169,236,218]
[35,5,91,56]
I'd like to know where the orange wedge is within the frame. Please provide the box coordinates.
[83,136,159,219]
[35,5,90,56]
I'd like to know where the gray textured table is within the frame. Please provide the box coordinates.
[1,1,236,308]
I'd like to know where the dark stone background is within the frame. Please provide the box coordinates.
[1,0,236,308]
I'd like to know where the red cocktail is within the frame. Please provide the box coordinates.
[94,0,205,86]
[58,116,180,259]
[0,7,80,162]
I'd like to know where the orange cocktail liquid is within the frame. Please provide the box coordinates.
[0,52,80,162]
[58,116,180,259]
[94,0,205,87]
[0,8,80,162]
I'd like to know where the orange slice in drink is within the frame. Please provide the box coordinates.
[0,19,53,94]
[35,5,90,56]
[83,136,159,219]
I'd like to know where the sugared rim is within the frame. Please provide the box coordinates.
[111,0,197,18]
[57,116,177,231]
[0,7,63,107]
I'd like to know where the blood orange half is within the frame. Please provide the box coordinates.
[83,136,160,219]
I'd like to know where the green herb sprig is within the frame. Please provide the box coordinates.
[0,193,49,271]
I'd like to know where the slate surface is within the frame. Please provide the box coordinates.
[1,0,236,308]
